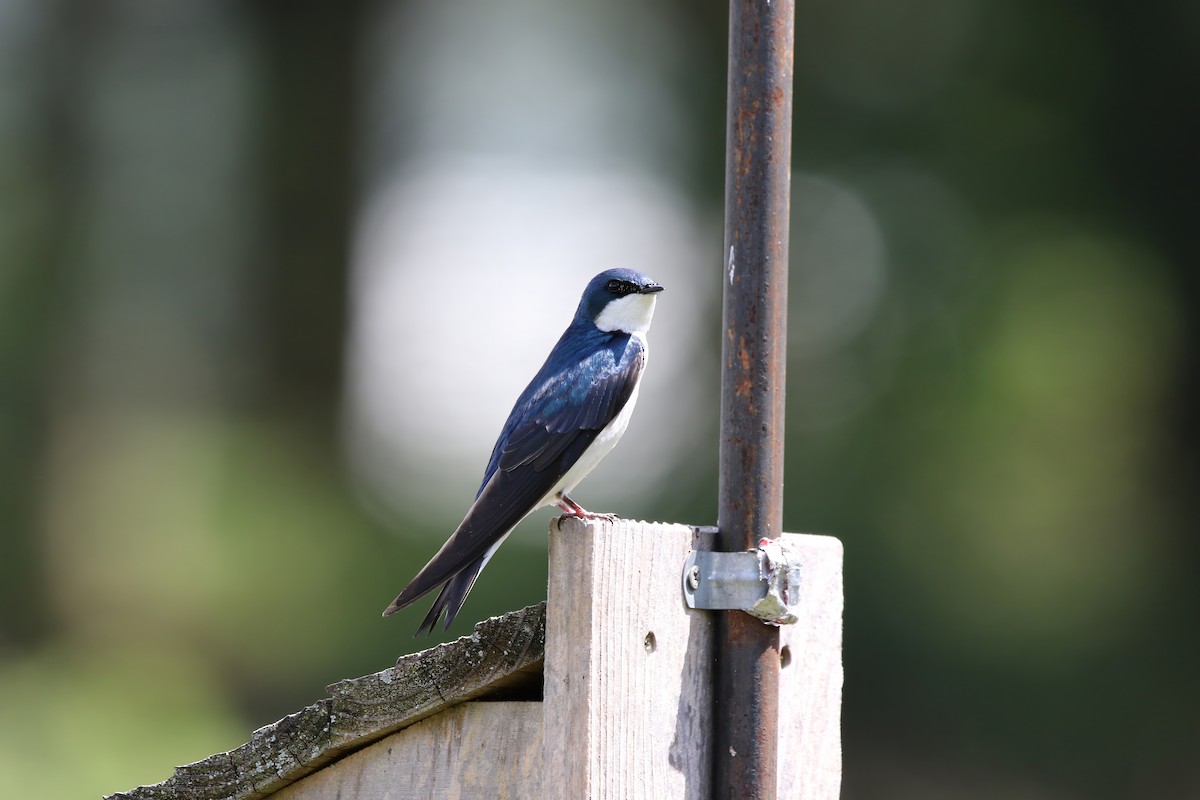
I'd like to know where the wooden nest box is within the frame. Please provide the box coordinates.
[109,517,842,800]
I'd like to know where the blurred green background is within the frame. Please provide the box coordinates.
[2,1,1197,797]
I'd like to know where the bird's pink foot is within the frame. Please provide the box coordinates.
[556,494,619,521]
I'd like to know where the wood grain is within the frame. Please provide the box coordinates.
[272,701,543,800]
[776,534,844,800]
[544,517,717,800]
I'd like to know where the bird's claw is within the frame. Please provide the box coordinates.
[556,494,619,521]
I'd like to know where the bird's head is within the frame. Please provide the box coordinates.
[576,268,664,335]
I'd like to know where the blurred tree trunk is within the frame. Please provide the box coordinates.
[244,0,376,436]
[1094,2,1200,628]
[0,0,97,645]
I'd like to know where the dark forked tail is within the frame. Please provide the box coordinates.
[412,555,487,635]
[383,551,488,635]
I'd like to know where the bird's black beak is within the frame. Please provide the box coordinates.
[640,282,665,294]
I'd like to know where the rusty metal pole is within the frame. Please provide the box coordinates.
[715,0,794,797]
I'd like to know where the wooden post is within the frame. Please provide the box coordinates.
[544,518,715,799]
[775,534,844,800]
[543,517,842,799]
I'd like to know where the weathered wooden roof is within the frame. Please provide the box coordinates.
[107,602,546,800]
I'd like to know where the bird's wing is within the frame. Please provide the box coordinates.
[383,337,644,627]
[498,351,637,471]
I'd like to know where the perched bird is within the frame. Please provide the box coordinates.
[383,268,665,634]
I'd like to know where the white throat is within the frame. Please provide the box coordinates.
[593,293,658,335]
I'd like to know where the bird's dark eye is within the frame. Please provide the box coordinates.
[606,279,624,294]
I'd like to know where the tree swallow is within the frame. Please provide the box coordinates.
[383,268,665,634]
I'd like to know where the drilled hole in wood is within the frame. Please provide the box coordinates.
[644,632,657,653]
[780,645,792,668]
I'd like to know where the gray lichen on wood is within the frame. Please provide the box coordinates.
[107,602,546,800]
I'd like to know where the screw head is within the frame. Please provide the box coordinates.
[686,565,701,591]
